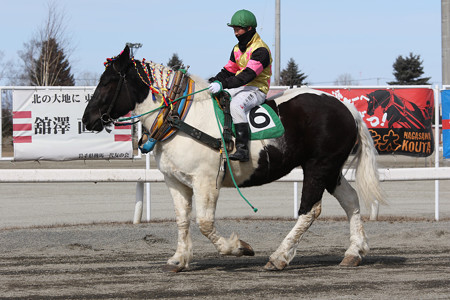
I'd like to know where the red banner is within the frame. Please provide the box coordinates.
[316,88,434,156]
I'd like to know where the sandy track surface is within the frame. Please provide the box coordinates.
[1,219,449,299]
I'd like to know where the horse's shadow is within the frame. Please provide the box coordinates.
[188,253,407,272]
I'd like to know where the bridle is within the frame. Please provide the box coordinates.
[100,64,128,125]
[100,57,159,126]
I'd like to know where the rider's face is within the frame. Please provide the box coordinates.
[233,26,250,37]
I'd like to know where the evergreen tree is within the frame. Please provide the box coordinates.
[388,52,431,85]
[167,53,183,71]
[280,58,308,87]
[30,38,74,86]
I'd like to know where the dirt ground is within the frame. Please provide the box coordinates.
[1,154,449,298]
[0,219,449,299]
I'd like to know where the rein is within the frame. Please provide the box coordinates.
[115,87,209,124]
[112,58,210,125]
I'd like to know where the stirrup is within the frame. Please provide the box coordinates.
[229,150,249,162]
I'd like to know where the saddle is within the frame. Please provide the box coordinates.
[212,92,285,141]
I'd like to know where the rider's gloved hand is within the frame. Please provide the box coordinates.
[208,81,223,94]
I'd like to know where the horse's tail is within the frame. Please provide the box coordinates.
[345,103,386,208]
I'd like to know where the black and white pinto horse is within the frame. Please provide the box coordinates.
[82,46,385,272]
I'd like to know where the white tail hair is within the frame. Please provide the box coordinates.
[344,103,386,208]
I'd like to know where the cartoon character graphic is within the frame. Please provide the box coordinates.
[366,90,427,129]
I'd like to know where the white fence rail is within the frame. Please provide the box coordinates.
[3,167,449,183]
[1,167,448,222]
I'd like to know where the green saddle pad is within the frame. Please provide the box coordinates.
[213,100,285,140]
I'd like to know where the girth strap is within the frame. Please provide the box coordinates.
[167,115,221,150]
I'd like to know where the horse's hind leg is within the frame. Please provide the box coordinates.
[332,177,369,267]
[194,179,254,257]
[163,176,194,272]
[265,176,324,271]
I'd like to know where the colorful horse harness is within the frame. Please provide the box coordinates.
[139,68,196,153]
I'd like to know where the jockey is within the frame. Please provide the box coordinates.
[209,9,272,162]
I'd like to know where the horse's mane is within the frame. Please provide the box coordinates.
[143,61,209,99]
[189,74,209,90]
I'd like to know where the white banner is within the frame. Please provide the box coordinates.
[13,88,133,161]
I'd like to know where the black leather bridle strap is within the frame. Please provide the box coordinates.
[101,73,126,123]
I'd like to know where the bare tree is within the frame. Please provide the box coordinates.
[18,1,74,86]
[0,51,5,84]
[0,52,13,149]
[0,51,8,86]
[0,52,14,146]
[0,51,16,85]
[76,71,100,86]
[334,73,359,86]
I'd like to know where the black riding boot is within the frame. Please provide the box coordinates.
[229,123,250,162]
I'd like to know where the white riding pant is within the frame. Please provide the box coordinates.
[226,86,266,124]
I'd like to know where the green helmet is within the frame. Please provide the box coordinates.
[227,9,257,28]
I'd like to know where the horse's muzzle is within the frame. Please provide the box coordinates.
[82,113,104,132]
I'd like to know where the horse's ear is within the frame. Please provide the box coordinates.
[122,45,130,58]
[116,45,131,72]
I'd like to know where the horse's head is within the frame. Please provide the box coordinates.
[82,45,150,132]
[366,90,391,116]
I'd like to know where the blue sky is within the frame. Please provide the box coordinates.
[0,0,442,86]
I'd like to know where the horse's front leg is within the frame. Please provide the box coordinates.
[162,176,194,273]
[194,179,254,257]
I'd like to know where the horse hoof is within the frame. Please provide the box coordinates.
[339,255,362,267]
[161,264,184,273]
[239,240,255,256]
[263,260,286,271]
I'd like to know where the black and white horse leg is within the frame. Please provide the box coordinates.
[194,179,254,257]
[163,176,194,272]
[332,177,369,267]
[265,178,324,271]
